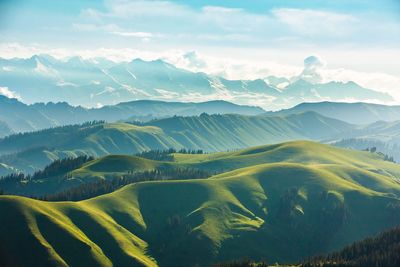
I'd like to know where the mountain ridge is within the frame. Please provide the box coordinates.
[0,95,265,133]
[0,55,392,109]
[268,101,400,124]
[0,112,354,173]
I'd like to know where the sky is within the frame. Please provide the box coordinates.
[0,0,399,97]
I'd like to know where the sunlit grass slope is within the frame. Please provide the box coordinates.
[4,140,400,200]
[1,141,400,266]
[0,111,353,173]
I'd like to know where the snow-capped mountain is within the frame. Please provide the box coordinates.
[0,55,393,109]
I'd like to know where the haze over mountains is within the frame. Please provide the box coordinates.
[0,55,393,109]
[3,106,400,175]
[1,78,400,267]
[1,0,399,265]
[0,95,264,134]
[0,51,399,267]
[0,112,352,174]
[269,101,400,125]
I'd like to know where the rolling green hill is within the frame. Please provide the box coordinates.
[0,112,353,173]
[7,136,397,198]
[1,141,400,266]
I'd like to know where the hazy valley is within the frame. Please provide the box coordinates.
[1,1,399,266]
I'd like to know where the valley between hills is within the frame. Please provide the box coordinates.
[1,141,400,266]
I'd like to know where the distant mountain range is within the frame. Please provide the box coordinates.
[268,101,400,124]
[5,104,400,174]
[0,55,393,109]
[3,93,400,136]
[4,94,400,170]
[0,95,264,133]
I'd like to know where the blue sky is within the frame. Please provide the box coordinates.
[0,0,399,95]
[2,0,399,47]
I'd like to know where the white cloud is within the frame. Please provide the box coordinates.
[56,81,79,87]
[0,42,399,105]
[0,87,21,100]
[34,58,58,77]
[72,23,121,32]
[0,43,42,59]
[111,31,153,38]
[298,55,326,83]
[2,66,14,72]
[320,68,400,101]
[173,51,207,71]
[200,6,268,32]
[155,89,180,100]
[273,8,357,36]
[86,0,192,19]
[73,22,160,42]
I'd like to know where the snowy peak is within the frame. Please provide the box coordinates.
[0,55,393,109]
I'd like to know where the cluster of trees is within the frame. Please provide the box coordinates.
[40,167,212,201]
[135,148,204,161]
[302,226,400,267]
[1,120,105,142]
[31,155,94,180]
[333,139,398,163]
[364,147,395,163]
[214,225,400,267]
[0,155,93,182]
[0,156,94,190]
[212,260,268,267]
[0,121,105,152]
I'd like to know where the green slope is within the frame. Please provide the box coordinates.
[1,141,400,266]
[0,112,354,173]
[0,155,166,196]
[3,140,400,197]
[143,112,352,151]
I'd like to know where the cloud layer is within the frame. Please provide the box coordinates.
[0,0,399,102]
[0,87,21,100]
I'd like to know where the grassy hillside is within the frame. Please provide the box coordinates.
[1,141,400,266]
[5,140,400,197]
[0,122,180,173]
[0,112,353,173]
[143,112,352,151]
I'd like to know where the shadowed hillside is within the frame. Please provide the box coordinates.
[1,141,400,266]
[0,112,353,173]
[302,225,400,267]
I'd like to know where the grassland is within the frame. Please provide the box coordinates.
[0,112,353,173]
[1,141,400,266]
